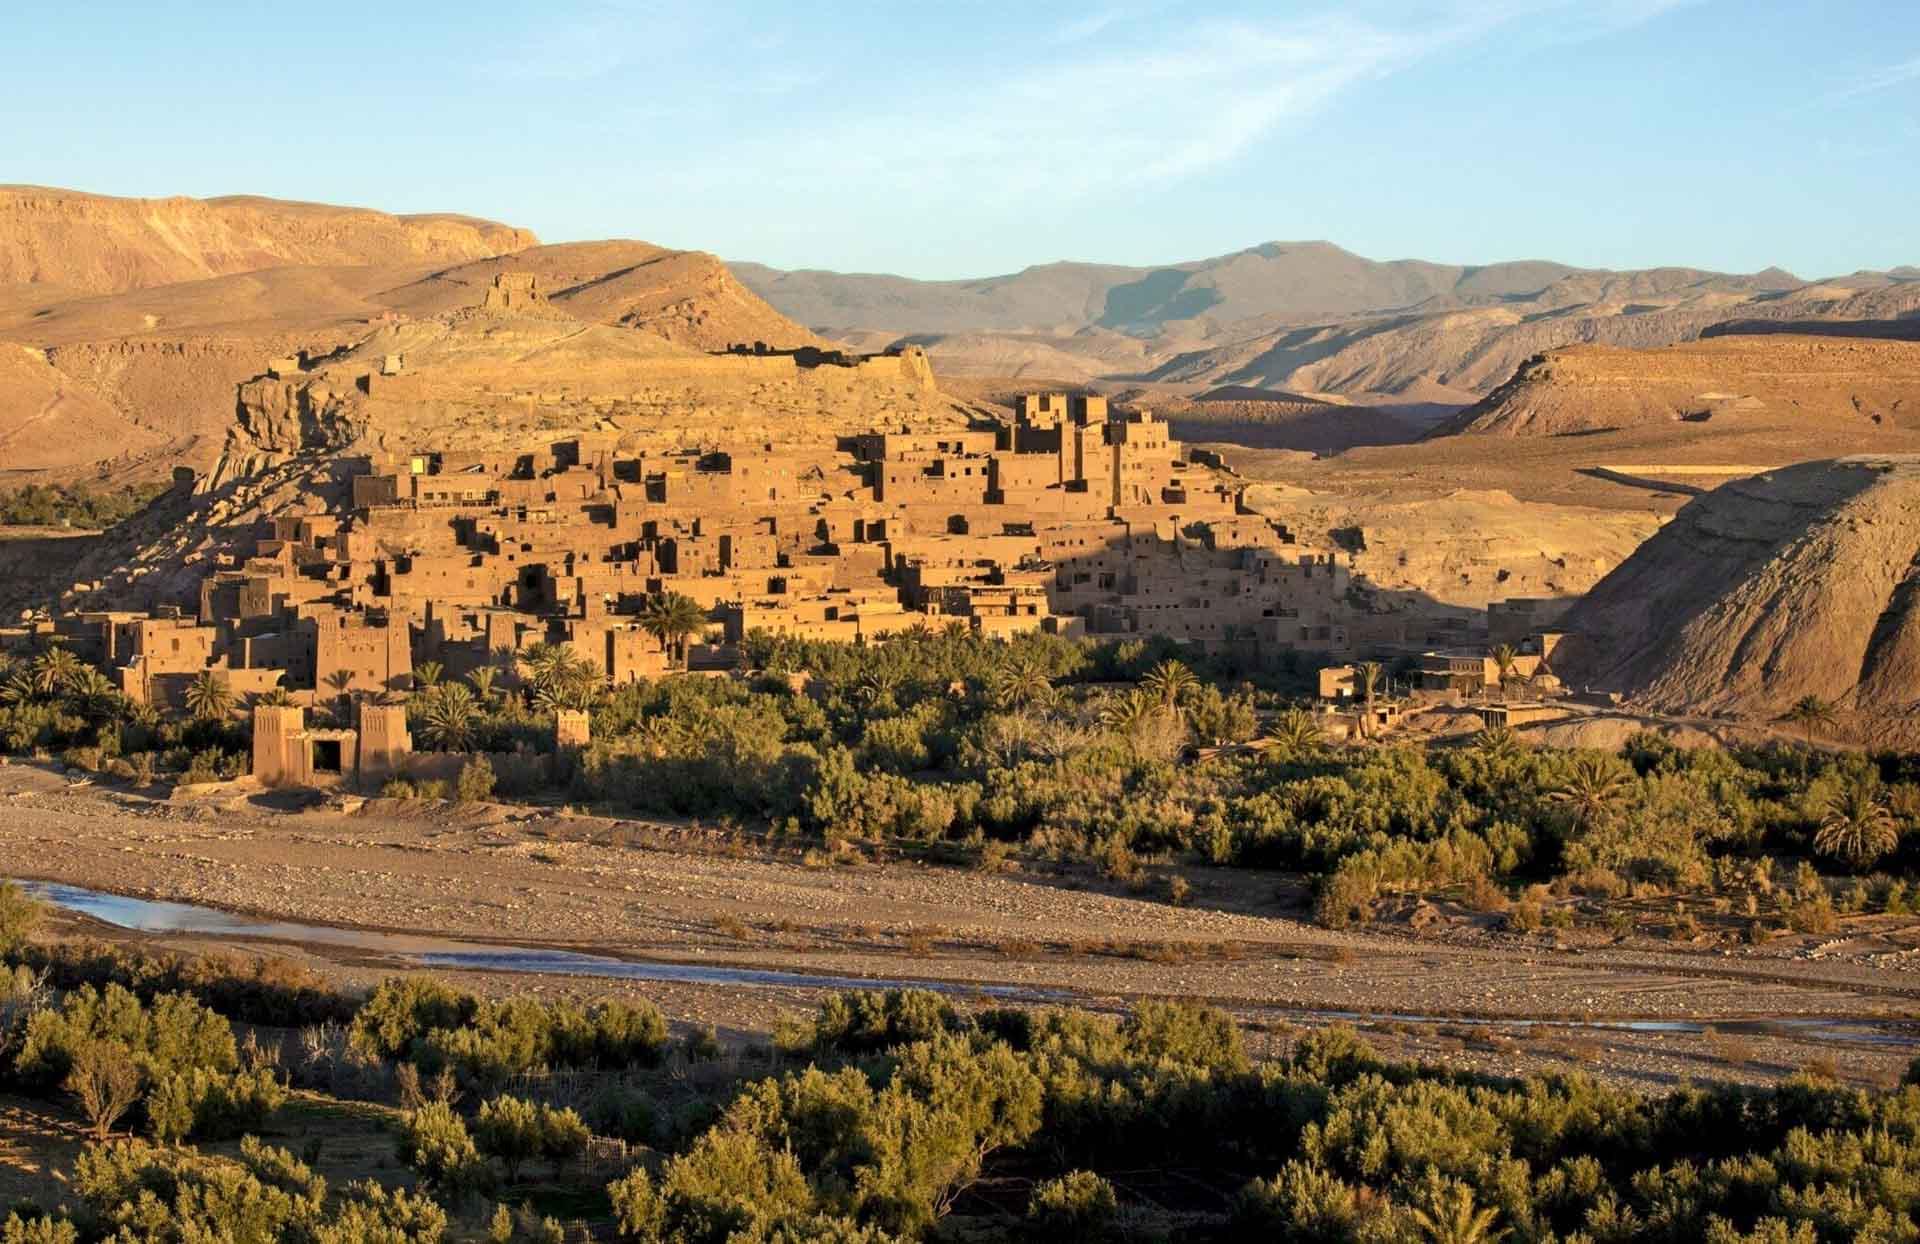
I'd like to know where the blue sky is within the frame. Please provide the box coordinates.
[9,1,1918,279]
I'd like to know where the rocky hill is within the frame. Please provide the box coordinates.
[0,186,536,296]
[1553,457,1920,738]
[60,277,956,614]
[1431,336,1920,438]
[0,204,826,482]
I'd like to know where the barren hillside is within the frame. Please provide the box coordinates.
[1554,457,1920,738]
[0,186,536,295]
[0,218,827,483]
[1434,336,1920,438]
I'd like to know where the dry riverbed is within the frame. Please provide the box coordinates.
[4,762,1919,1092]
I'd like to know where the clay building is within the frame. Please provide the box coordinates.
[56,385,1585,787]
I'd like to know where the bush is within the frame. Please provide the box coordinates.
[1506,897,1544,933]
[456,757,498,803]
[1121,1000,1247,1072]
[474,1095,544,1182]
[72,1135,444,1243]
[811,990,968,1057]
[1026,1170,1119,1240]
[0,1212,78,1244]
[16,982,236,1096]
[145,1066,286,1143]
[471,1093,590,1183]
[397,1102,488,1196]
[350,977,669,1083]
[0,882,43,956]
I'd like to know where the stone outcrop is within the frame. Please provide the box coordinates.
[1554,456,1920,736]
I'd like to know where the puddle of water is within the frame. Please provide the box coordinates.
[1314,1008,1919,1047]
[16,881,1919,1044]
[15,881,1039,999]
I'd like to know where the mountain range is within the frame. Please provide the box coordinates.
[737,241,1920,406]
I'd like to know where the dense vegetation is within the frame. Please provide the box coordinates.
[0,481,167,530]
[9,892,1920,1243]
[9,626,1920,944]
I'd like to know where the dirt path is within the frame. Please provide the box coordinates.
[5,762,1918,1090]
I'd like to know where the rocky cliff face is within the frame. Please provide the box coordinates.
[0,186,537,295]
[1555,457,1920,737]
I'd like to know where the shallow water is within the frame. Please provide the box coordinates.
[16,880,1920,1044]
[15,880,1041,998]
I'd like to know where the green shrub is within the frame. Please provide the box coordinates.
[539,1103,591,1174]
[1121,1000,1247,1072]
[14,984,237,1126]
[71,1135,443,1243]
[456,756,498,803]
[397,1102,488,1196]
[351,977,670,1086]
[474,1095,544,1182]
[810,989,968,1056]
[0,1212,78,1244]
[0,882,43,956]
[145,1065,287,1143]
[1026,1170,1119,1240]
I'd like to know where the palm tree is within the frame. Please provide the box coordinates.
[1408,1180,1506,1244]
[322,670,355,723]
[0,669,37,707]
[639,592,710,668]
[1476,723,1524,761]
[1548,753,1632,831]
[31,646,82,697]
[990,657,1054,712]
[518,642,566,693]
[1267,707,1325,758]
[1099,688,1163,736]
[182,671,233,723]
[413,660,444,690]
[1356,661,1384,739]
[532,668,601,714]
[466,666,501,706]
[631,716,682,760]
[416,683,480,752]
[1782,695,1837,750]
[1814,782,1899,869]
[1141,660,1198,713]
[63,666,124,725]
[854,666,904,712]
[252,687,293,708]
[1490,644,1521,702]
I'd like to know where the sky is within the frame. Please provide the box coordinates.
[8,1,1919,280]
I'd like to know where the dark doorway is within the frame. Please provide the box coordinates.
[312,739,344,774]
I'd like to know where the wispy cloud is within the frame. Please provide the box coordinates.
[669,2,1688,206]
[1823,53,1920,103]
[1052,9,1127,45]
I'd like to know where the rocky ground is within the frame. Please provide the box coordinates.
[4,761,1918,1093]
